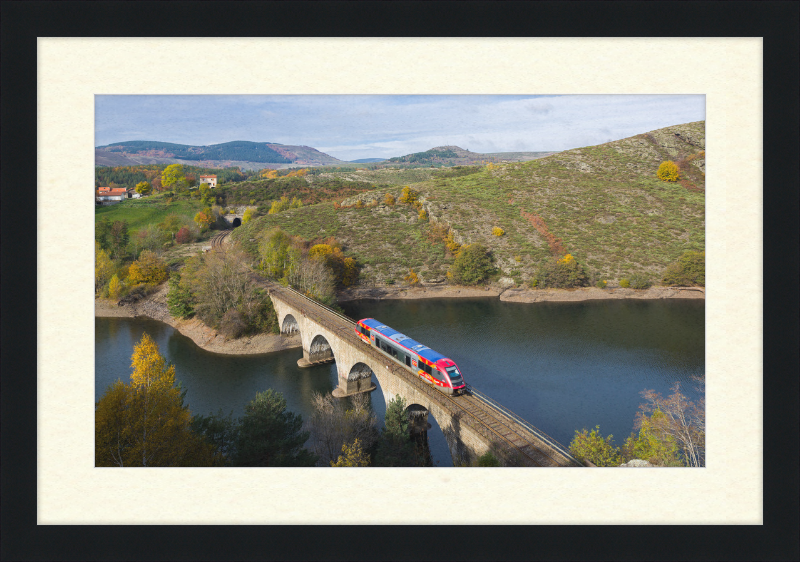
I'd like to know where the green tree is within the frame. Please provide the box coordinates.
[162,164,186,191]
[191,409,238,466]
[232,389,317,467]
[374,396,425,467]
[448,243,494,285]
[622,410,684,467]
[95,333,216,467]
[199,183,212,205]
[96,217,113,251]
[158,213,183,240]
[167,271,195,318]
[533,254,589,289]
[135,181,151,195]
[95,241,115,293]
[662,251,705,286]
[108,220,130,260]
[568,425,622,466]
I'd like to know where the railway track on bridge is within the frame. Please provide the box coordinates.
[262,280,582,467]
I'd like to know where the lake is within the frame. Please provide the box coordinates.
[96,297,704,466]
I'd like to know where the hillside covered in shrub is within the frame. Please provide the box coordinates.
[231,121,705,287]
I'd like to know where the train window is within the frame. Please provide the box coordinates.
[405,356,411,367]
[446,366,463,385]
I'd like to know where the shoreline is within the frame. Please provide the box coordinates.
[96,282,703,356]
[338,284,705,303]
[95,285,302,356]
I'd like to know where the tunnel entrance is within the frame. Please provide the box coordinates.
[232,217,241,228]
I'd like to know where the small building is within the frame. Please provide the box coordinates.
[199,175,218,188]
[126,189,142,199]
[95,186,128,205]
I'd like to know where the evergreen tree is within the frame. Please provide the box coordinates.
[232,389,317,467]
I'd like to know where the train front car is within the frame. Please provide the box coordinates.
[355,318,467,395]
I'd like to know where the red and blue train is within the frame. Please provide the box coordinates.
[355,318,468,395]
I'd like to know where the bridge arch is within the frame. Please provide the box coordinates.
[281,314,299,335]
[308,334,334,363]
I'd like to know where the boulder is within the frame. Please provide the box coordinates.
[619,459,654,467]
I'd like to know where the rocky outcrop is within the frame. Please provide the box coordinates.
[619,459,654,467]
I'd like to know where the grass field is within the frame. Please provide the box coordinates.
[94,195,205,232]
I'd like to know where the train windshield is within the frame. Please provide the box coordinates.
[445,366,463,386]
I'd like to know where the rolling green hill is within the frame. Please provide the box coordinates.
[385,145,554,167]
[231,121,705,286]
[95,140,349,168]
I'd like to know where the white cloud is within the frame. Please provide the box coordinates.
[96,94,705,161]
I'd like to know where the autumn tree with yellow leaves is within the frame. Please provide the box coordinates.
[127,250,168,286]
[656,160,680,182]
[95,333,217,467]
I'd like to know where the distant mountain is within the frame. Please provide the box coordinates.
[349,158,387,163]
[95,140,348,169]
[386,145,555,166]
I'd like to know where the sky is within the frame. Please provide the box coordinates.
[95,95,705,161]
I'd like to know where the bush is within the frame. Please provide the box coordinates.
[569,426,621,467]
[404,269,420,286]
[477,451,501,467]
[595,279,607,289]
[175,226,193,244]
[629,273,652,290]
[127,250,168,285]
[662,251,705,286]
[167,272,194,318]
[384,193,395,206]
[656,160,680,182]
[418,208,427,221]
[492,227,504,237]
[242,208,257,223]
[399,186,418,204]
[533,254,589,289]
[219,309,247,339]
[619,278,630,288]
[448,244,494,285]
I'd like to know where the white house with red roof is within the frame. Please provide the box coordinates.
[199,175,217,188]
[95,186,128,205]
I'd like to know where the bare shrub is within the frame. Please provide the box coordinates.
[305,392,378,466]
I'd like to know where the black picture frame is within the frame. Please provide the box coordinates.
[2,2,797,561]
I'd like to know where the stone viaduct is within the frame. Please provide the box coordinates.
[263,280,582,468]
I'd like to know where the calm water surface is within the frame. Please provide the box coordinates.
[96,298,704,467]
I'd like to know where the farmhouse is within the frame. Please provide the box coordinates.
[199,175,217,188]
[95,187,128,205]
